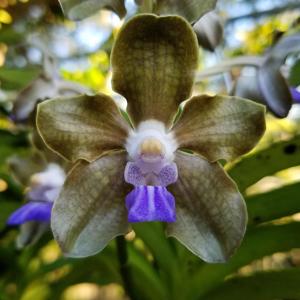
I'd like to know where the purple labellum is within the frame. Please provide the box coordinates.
[124,162,146,186]
[158,163,178,187]
[7,201,53,225]
[125,185,176,223]
[291,87,300,103]
[124,161,178,187]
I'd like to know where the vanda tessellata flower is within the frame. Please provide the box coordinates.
[7,164,65,247]
[36,14,266,262]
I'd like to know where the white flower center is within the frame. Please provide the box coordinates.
[125,120,178,187]
[125,119,178,163]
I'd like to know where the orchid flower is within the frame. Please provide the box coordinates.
[7,164,65,248]
[11,55,88,123]
[36,14,265,262]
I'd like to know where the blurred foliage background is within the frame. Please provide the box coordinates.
[1,0,300,299]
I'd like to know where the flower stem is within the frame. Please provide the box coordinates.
[116,236,138,300]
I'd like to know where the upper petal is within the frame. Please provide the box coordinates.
[111,14,199,127]
[51,151,130,257]
[36,94,130,162]
[173,94,266,162]
[167,151,247,262]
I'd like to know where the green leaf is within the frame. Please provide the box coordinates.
[228,135,300,191]
[128,244,169,300]
[0,28,24,45]
[203,268,300,300]
[188,222,300,299]
[289,59,300,86]
[133,223,177,273]
[247,181,300,225]
[132,223,181,298]
[0,68,41,91]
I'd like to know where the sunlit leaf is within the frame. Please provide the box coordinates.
[228,135,300,192]
[203,268,300,300]
[189,223,300,299]
[247,182,300,225]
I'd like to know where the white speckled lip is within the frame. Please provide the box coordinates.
[125,119,178,162]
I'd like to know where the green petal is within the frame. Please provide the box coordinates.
[111,14,199,127]
[154,0,217,22]
[59,0,126,20]
[36,94,130,162]
[12,75,56,122]
[51,151,130,257]
[167,151,247,262]
[173,95,266,162]
[17,222,48,249]
[8,152,47,186]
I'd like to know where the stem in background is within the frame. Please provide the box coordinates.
[195,55,263,81]
[214,48,233,93]
[116,236,138,300]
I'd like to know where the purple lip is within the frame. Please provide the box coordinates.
[125,185,176,223]
[7,201,53,225]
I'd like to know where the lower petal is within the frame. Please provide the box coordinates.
[167,151,247,262]
[51,151,130,257]
[126,186,176,223]
[7,201,53,225]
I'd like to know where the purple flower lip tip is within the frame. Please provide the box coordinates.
[7,201,53,226]
[290,87,300,103]
[126,185,176,223]
[8,113,17,122]
[8,113,27,123]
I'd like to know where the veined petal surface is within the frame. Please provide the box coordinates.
[167,151,247,262]
[173,95,265,162]
[51,151,130,257]
[37,94,130,162]
[111,14,199,127]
